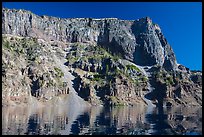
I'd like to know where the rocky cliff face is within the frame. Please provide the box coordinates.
[2,8,177,70]
[2,8,202,107]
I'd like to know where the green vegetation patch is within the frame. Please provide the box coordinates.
[126,65,141,72]
[2,40,12,50]
[155,70,175,85]
[54,67,64,77]
[165,76,174,85]
[141,76,148,82]
[92,73,106,81]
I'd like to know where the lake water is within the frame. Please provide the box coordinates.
[2,104,202,135]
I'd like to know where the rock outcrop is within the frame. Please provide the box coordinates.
[2,8,202,107]
[2,8,177,71]
[145,66,202,107]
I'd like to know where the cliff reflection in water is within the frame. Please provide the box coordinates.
[2,105,202,135]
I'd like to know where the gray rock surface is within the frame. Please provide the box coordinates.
[2,8,201,107]
[2,8,177,71]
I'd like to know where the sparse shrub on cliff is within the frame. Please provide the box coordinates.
[126,65,141,72]
[54,67,64,77]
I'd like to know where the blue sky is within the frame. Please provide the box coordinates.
[3,2,202,70]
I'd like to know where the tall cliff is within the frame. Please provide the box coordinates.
[2,8,177,71]
[2,8,202,107]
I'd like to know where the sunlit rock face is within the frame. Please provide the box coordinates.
[2,8,201,107]
[2,8,177,70]
[131,17,177,71]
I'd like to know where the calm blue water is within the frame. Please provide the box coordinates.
[2,105,202,135]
